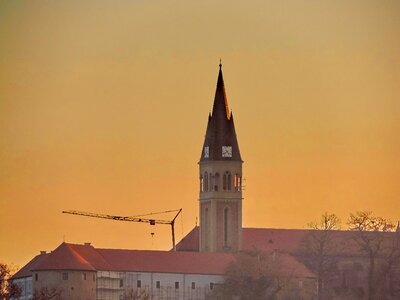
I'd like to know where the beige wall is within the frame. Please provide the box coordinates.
[32,270,96,300]
[199,160,243,253]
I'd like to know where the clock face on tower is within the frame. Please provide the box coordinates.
[222,146,232,158]
[204,146,209,158]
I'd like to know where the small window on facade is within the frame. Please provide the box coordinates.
[210,282,214,290]
[35,273,38,281]
[93,274,96,282]
[120,279,123,287]
[62,272,68,280]
[156,281,160,289]
[83,273,86,280]
[175,281,179,289]
[191,282,196,289]
[137,280,141,288]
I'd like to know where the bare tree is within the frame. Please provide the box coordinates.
[32,287,63,300]
[0,263,21,300]
[302,212,341,300]
[348,211,398,300]
[123,288,150,300]
[206,250,304,300]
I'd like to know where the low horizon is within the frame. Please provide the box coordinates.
[1,0,399,267]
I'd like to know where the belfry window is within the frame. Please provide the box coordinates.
[223,172,231,190]
[234,174,241,191]
[204,172,209,191]
[200,176,204,192]
[214,173,220,191]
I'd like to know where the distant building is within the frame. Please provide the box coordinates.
[12,241,314,300]
[15,65,400,300]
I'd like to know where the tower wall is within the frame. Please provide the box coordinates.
[199,161,242,252]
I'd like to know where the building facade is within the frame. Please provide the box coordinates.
[12,65,320,300]
[12,242,231,300]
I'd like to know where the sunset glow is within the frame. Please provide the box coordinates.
[1,1,400,267]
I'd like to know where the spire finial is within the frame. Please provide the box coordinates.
[219,58,222,69]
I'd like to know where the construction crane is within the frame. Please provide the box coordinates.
[62,208,182,251]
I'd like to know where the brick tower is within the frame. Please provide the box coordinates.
[199,63,243,252]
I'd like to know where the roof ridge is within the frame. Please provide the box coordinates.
[65,243,94,269]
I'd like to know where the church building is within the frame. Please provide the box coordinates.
[13,64,354,300]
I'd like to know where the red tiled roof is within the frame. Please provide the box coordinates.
[243,228,309,253]
[32,243,96,272]
[14,241,314,279]
[65,243,112,270]
[20,243,234,277]
[176,227,398,256]
[174,226,199,252]
[97,248,235,275]
[15,227,396,280]
[11,253,49,279]
[270,253,314,278]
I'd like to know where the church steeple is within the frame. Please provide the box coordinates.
[200,64,242,162]
[198,64,243,253]
[214,63,230,120]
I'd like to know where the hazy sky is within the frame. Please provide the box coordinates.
[1,0,400,267]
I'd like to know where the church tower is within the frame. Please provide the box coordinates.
[199,64,243,252]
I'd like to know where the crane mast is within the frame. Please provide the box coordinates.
[62,208,182,251]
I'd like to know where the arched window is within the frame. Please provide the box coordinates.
[223,171,231,190]
[214,173,220,191]
[200,176,204,192]
[204,172,209,191]
[234,174,237,190]
[224,207,229,246]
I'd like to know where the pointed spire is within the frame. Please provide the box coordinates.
[213,62,230,120]
[200,64,242,162]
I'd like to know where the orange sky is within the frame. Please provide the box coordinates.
[1,1,400,267]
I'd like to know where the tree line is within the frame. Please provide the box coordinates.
[2,211,399,300]
[208,211,400,300]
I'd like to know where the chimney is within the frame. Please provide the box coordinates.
[40,251,46,255]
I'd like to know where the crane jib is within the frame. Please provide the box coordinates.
[62,208,182,251]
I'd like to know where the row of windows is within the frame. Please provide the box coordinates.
[35,273,214,291]
[34,273,95,282]
[128,280,215,290]
[200,172,242,192]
